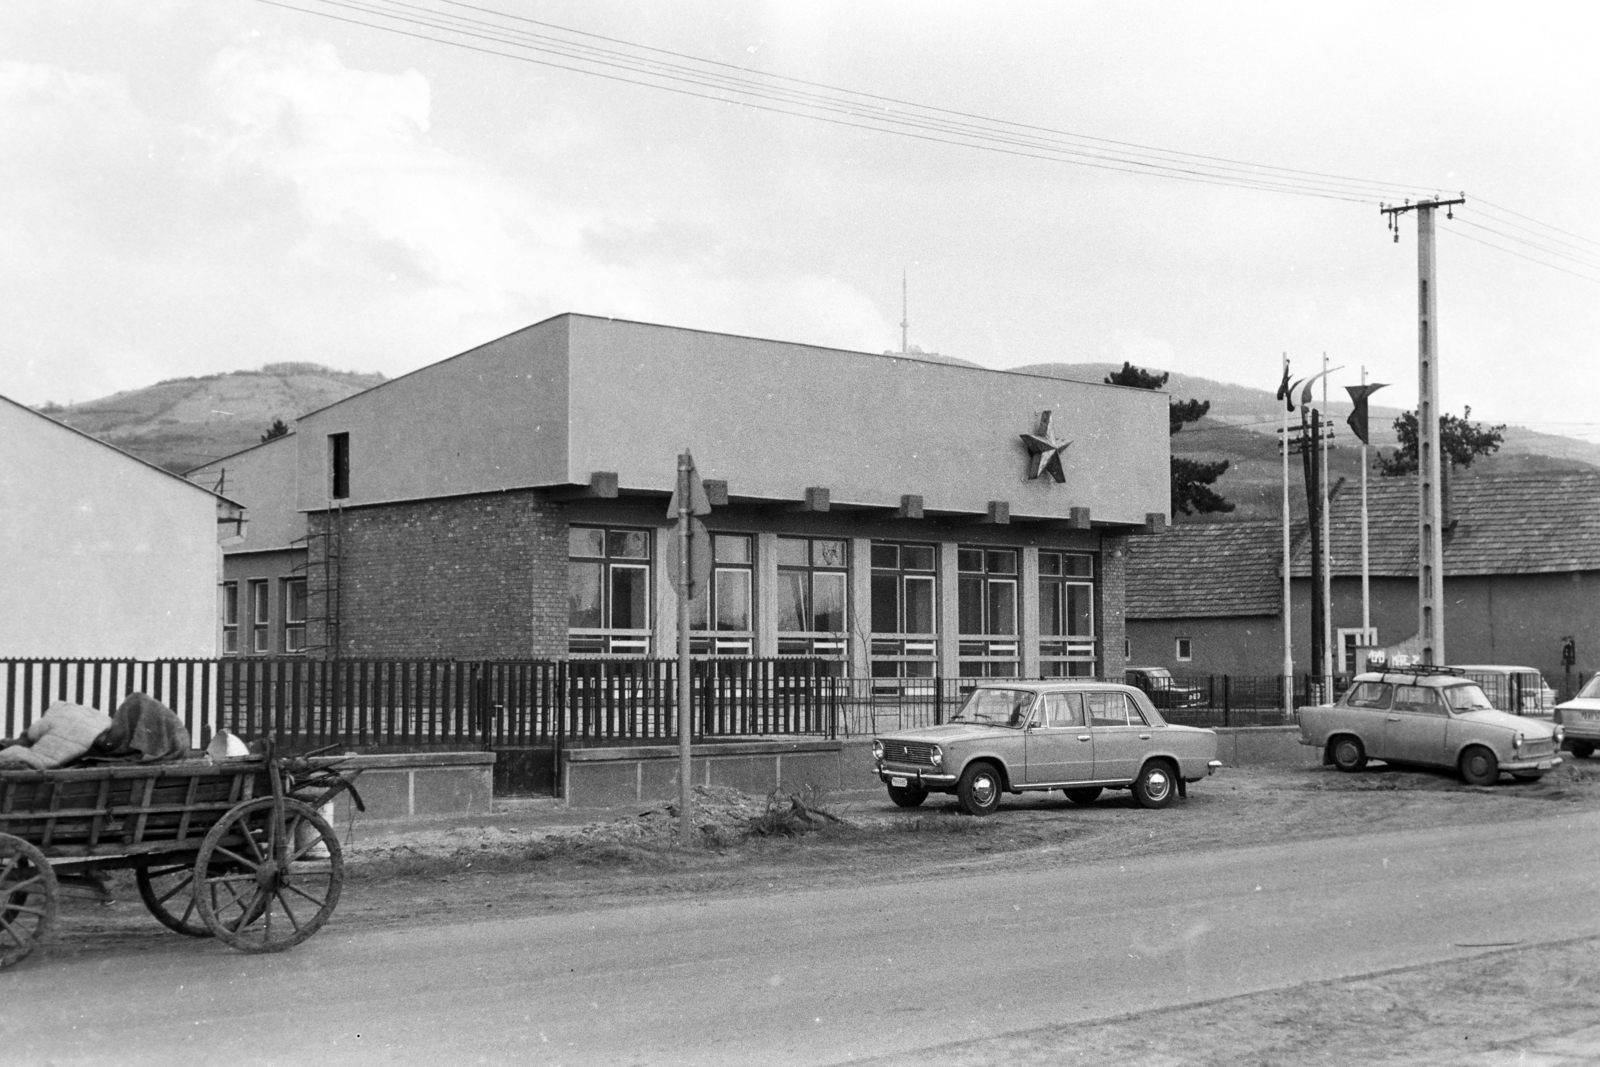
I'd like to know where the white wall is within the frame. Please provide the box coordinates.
[1,398,223,658]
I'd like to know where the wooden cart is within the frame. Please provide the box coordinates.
[0,747,361,968]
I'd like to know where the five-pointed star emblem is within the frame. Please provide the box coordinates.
[1020,410,1071,483]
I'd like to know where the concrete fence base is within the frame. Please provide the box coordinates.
[561,739,843,807]
[326,752,496,826]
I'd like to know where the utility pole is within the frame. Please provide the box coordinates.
[1382,196,1464,666]
[1279,355,1294,717]
[1320,352,1333,695]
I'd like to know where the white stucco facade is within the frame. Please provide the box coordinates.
[1,396,239,658]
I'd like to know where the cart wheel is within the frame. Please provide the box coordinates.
[1,834,58,969]
[193,798,344,954]
[136,861,213,938]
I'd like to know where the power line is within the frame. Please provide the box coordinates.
[257,0,1441,204]
[1443,227,1600,286]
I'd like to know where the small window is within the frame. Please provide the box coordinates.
[329,433,350,500]
[283,578,307,654]
[221,582,239,654]
[1175,637,1193,662]
[249,580,269,654]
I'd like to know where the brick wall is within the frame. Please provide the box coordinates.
[1099,533,1129,680]
[307,490,568,658]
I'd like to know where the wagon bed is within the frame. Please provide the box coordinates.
[0,750,360,968]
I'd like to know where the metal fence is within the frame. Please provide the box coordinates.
[2,656,841,751]
[834,673,1324,736]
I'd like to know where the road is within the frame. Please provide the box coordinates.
[6,809,1599,1066]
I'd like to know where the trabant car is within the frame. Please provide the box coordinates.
[872,681,1222,816]
[1299,666,1563,785]
[1553,675,1600,760]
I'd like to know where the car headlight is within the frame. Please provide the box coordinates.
[872,740,884,761]
[1513,733,1523,751]
[1555,726,1564,745]
[929,746,944,768]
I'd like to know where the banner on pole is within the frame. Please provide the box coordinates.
[1344,383,1388,444]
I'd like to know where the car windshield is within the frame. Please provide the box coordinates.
[952,688,1035,727]
[1577,676,1600,700]
[1442,684,1495,712]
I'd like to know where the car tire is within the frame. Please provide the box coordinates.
[1132,761,1176,810]
[1063,787,1103,805]
[1459,746,1499,786]
[887,783,928,808]
[956,762,1003,817]
[1330,736,1367,773]
[1572,742,1595,760]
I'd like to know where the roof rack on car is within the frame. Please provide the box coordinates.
[1371,664,1466,678]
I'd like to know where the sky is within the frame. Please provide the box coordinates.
[2,1,1597,440]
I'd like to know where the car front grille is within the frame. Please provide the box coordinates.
[1519,739,1557,760]
[880,740,937,767]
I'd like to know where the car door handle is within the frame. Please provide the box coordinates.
[1077,734,1092,742]
[1139,733,1151,740]
[1386,716,1401,721]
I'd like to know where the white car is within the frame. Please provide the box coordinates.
[1554,675,1600,760]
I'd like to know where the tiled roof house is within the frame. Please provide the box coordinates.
[1127,471,1600,689]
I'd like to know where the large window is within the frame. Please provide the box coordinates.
[1040,551,1096,677]
[691,533,754,655]
[569,526,651,655]
[249,580,270,654]
[870,542,937,678]
[776,537,848,659]
[283,578,307,654]
[958,547,1018,677]
[221,582,239,654]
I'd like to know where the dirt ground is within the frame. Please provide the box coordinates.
[43,758,1600,1064]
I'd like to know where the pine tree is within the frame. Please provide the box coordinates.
[1104,362,1233,516]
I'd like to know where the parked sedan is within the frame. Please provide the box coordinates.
[1553,675,1600,759]
[1298,667,1563,785]
[1124,667,1205,709]
[872,681,1222,816]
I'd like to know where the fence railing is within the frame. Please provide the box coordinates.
[2,657,842,750]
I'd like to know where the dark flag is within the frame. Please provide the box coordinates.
[1275,363,1296,412]
[1344,383,1388,444]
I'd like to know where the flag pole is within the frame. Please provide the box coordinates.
[1281,354,1294,719]
[1360,366,1372,662]
[1321,352,1333,699]
[676,450,693,843]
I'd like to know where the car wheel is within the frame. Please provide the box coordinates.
[887,783,928,808]
[1064,787,1103,805]
[956,762,1003,817]
[1330,736,1367,772]
[1459,746,1499,786]
[1132,761,1176,810]
[1572,742,1595,760]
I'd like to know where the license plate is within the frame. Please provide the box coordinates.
[1538,761,1552,770]
[890,776,908,787]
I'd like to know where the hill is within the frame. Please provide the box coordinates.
[1010,361,1600,522]
[38,363,386,474]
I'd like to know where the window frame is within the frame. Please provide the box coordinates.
[1039,550,1097,677]
[328,432,350,500]
[957,545,1018,678]
[567,525,653,656]
[776,536,849,658]
[869,541,939,679]
[1175,637,1193,662]
[282,578,307,654]
[690,532,755,656]
[248,579,270,654]
[221,581,239,655]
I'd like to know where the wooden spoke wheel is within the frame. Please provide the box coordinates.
[136,860,213,938]
[1,833,58,969]
[193,798,344,954]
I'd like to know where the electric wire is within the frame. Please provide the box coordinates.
[1442,227,1600,285]
[257,0,1440,204]
[252,0,1600,285]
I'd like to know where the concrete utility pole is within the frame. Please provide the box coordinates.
[1382,196,1464,665]
[900,268,909,354]
[1280,355,1294,717]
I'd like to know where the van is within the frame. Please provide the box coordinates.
[1448,665,1551,718]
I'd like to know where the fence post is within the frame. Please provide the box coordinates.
[1223,674,1231,728]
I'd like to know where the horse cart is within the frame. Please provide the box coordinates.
[0,748,361,968]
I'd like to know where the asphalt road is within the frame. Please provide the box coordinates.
[7,809,1600,1066]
